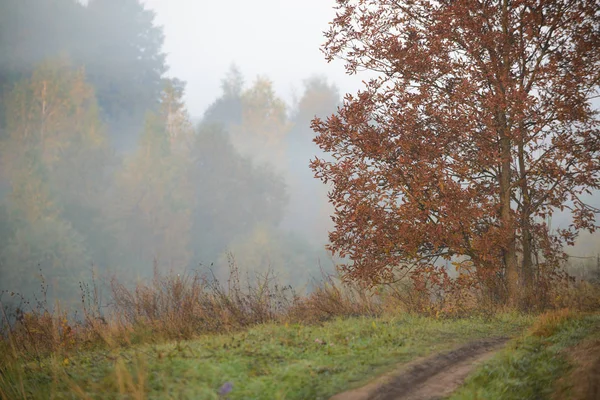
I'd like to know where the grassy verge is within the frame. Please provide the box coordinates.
[448,310,600,400]
[0,313,532,400]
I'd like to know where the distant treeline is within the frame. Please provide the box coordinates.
[0,0,341,304]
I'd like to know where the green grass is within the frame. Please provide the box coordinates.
[448,312,600,400]
[1,313,532,400]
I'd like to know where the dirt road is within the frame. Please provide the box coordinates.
[330,337,509,400]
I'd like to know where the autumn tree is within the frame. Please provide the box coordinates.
[0,59,110,301]
[0,0,168,150]
[110,78,195,275]
[311,0,600,306]
[231,77,291,172]
[0,0,86,120]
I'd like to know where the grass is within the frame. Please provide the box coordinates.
[2,263,599,400]
[448,309,600,400]
[0,312,533,400]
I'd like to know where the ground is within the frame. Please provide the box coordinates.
[1,311,599,400]
[331,337,508,400]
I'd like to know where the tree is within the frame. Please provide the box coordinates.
[202,63,245,128]
[0,59,109,301]
[82,0,168,150]
[217,223,330,287]
[1,58,112,222]
[311,0,600,306]
[231,77,291,173]
[281,76,341,246]
[0,0,168,150]
[0,0,86,129]
[189,123,288,264]
[110,79,195,275]
[290,76,341,131]
[83,0,167,117]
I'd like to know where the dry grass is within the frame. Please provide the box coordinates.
[528,308,577,338]
[2,257,599,373]
[549,280,600,311]
[108,260,298,339]
[287,272,384,323]
[0,260,385,368]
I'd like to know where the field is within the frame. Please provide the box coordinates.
[2,313,532,399]
[1,271,599,400]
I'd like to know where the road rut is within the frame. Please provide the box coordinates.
[330,337,508,400]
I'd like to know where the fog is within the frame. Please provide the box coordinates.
[140,0,370,118]
[0,0,597,305]
[0,0,366,305]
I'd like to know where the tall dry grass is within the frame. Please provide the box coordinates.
[0,258,385,367]
[2,256,599,370]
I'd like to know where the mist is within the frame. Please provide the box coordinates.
[0,0,357,305]
[0,0,598,306]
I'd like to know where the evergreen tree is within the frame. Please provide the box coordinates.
[189,123,288,265]
[202,64,244,128]
[83,0,168,149]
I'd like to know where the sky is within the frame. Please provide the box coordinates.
[141,0,372,119]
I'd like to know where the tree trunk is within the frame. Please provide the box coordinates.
[500,135,519,307]
[518,137,533,307]
[499,0,519,308]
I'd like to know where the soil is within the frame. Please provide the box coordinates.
[330,337,509,400]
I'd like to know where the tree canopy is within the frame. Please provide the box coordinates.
[311,0,600,306]
[0,0,168,150]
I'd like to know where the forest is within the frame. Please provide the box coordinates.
[0,0,344,305]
